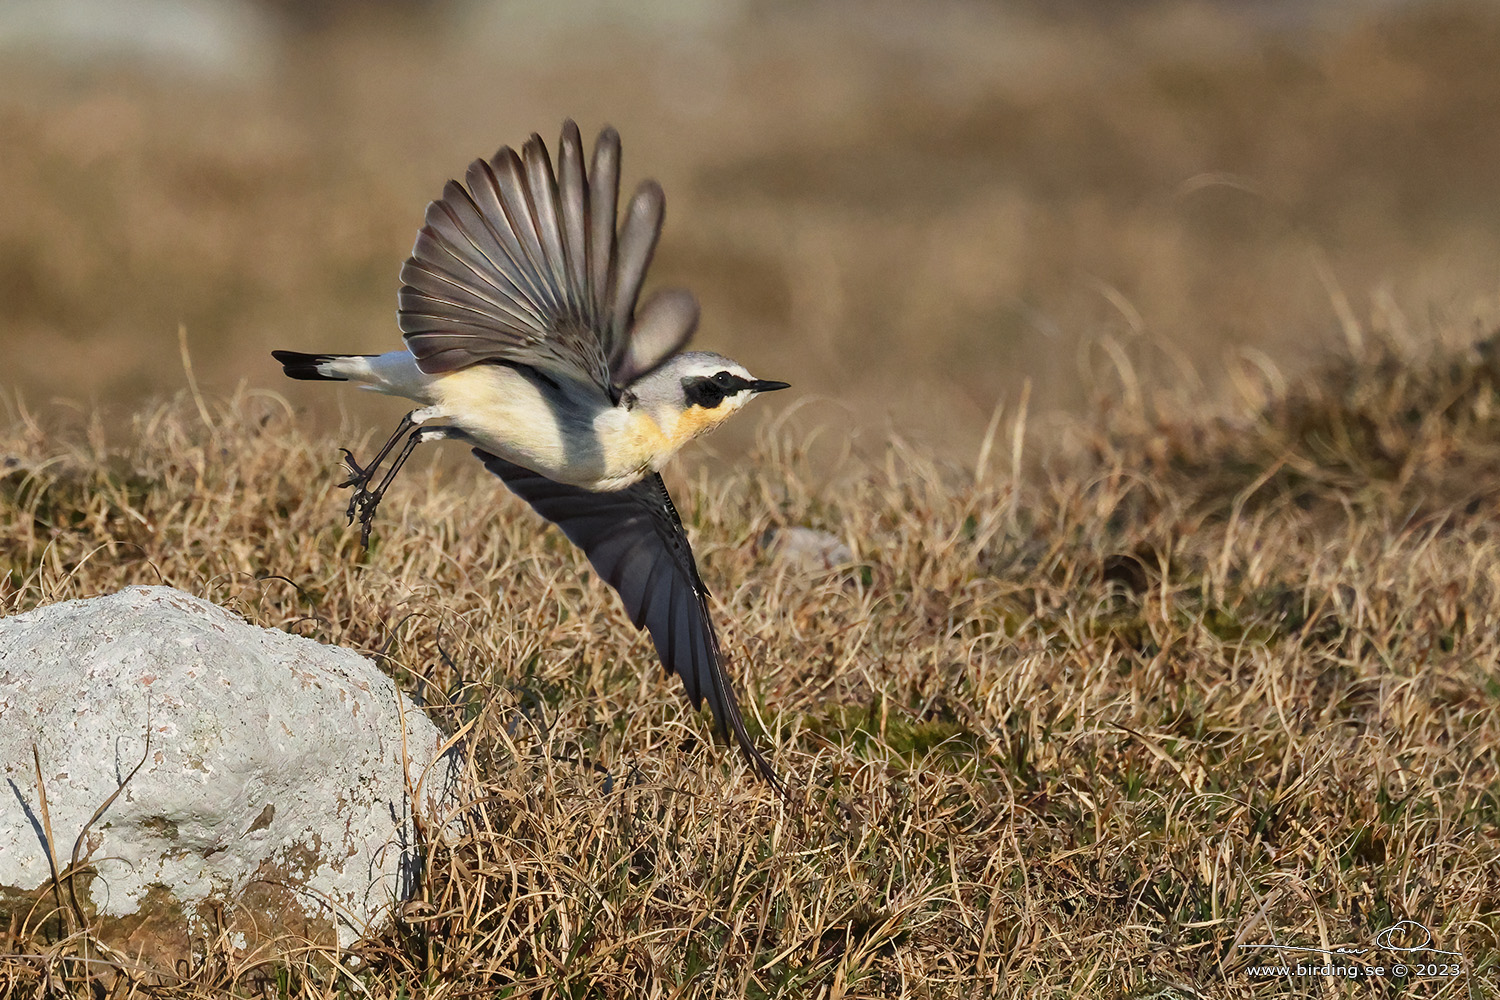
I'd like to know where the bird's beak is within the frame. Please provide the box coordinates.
[751,379,791,393]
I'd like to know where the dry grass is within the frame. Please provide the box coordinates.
[2,320,1498,998]
[6,6,1500,993]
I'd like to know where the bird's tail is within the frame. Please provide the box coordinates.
[272,350,372,382]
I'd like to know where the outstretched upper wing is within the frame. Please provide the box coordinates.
[475,449,779,787]
[398,120,701,396]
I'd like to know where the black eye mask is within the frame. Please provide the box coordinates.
[683,377,728,409]
[682,371,790,409]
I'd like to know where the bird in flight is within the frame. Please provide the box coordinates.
[273,121,786,786]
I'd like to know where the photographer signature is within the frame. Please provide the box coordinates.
[1238,919,1464,961]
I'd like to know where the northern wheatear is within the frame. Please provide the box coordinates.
[273,121,785,785]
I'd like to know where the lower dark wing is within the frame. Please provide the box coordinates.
[475,450,778,787]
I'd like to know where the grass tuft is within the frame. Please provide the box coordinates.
[2,330,1499,997]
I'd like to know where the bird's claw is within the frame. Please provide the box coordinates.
[350,490,381,546]
[337,448,381,547]
[337,448,368,490]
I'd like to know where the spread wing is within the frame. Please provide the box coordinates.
[475,449,778,787]
[398,120,701,396]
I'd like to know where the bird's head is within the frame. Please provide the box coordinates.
[627,351,789,450]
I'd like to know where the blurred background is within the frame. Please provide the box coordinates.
[4,0,1500,462]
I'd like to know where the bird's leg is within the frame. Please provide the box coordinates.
[347,424,457,547]
[345,410,423,497]
[340,414,412,513]
[338,406,441,522]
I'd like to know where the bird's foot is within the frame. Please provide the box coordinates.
[337,448,383,547]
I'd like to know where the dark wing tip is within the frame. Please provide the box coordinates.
[630,179,666,215]
[591,124,621,168]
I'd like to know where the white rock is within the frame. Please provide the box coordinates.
[0,586,457,960]
[764,526,855,574]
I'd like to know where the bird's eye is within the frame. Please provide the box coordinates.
[713,371,735,387]
[683,377,726,409]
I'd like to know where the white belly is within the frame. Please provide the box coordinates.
[428,365,654,490]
